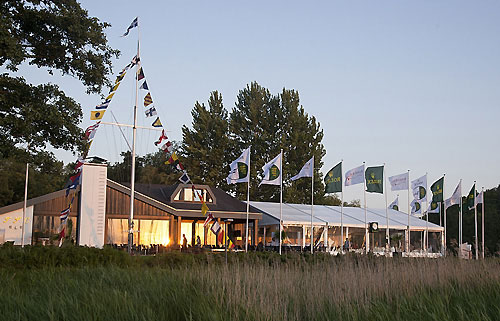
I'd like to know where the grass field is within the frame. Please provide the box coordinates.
[1,245,500,321]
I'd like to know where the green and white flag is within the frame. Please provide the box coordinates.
[226,146,250,184]
[388,196,399,211]
[259,152,282,186]
[428,201,440,214]
[324,162,342,193]
[365,166,384,194]
[388,172,409,191]
[411,174,427,201]
[445,180,461,209]
[410,199,423,216]
[431,177,444,203]
[467,184,476,210]
[291,156,314,181]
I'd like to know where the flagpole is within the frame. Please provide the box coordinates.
[310,156,314,254]
[363,162,368,254]
[340,160,344,254]
[279,149,283,255]
[128,17,140,255]
[443,174,446,256]
[245,146,251,253]
[407,170,410,254]
[425,172,429,253]
[21,161,29,247]
[384,164,390,252]
[459,179,462,249]
[474,181,478,260]
[481,187,485,259]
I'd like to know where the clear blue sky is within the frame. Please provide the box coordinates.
[14,1,500,208]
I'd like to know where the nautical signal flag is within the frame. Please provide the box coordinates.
[122,17,138,37]
[106,92,115,100]
[60,207,70,222]
[84,122,100,140]
[95,99,110,109]
[160,141,173,153]
[145,107,157,117]
[154,129,168,146]
[201,202,209,216]
[324,162,342,193]
[152,117,162,127]
[137,67,145,80]
[365,166,383,194]
[204,213,214,227]
[178,172,190,184]
[90,110,105,120]
[111,82,120,92]
[144,92,153,106]
[140,80,148,90]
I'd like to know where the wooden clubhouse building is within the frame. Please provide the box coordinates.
[0,163,262,249]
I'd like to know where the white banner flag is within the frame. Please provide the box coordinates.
[475,190,484,206]
[226,147,250,184]
[291,156,314,181]
[388,196,399,210]
[428,201,440,214]
[388,172,409,191]
[410,199,423,217]
[445,181,462,209]
[259,153,282,186]
[411,174,427,201]
[344,164,365,186]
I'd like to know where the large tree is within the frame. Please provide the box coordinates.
[181,91,232,188]
[0,0,118,204]
[229,82,328,204]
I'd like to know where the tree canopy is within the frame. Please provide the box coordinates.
[0,0,118,205]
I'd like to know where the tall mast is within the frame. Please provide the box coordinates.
[128,17,140,254]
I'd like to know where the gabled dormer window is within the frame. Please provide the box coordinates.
[172,185,214,204]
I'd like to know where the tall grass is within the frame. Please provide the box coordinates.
[1,245,500,320]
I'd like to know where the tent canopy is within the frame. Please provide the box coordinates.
[250,202,443,232]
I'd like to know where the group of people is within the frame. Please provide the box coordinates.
[181,234,202,251]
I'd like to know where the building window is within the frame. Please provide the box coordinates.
[173,187,213,203]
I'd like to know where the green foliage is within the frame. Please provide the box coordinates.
[181,91,232,188]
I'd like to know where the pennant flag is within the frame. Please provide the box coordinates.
[84,122,100,141]
[388,196,399,211]
[324,162,342,193]
[428,201,440,214]
[227,147,251,184]
[204,213,214,228]
[60,207,70,222]
[122,17,138,37]
[259,153,282,186]
[179,172,190,184]
[154,129,168,146]
[106,92,115,100]
[95,99,111,110]
[116,72,126,83]
[160,141,173,153]
[201,202,209,216]
[475,190,484,206]
[217,228,224,244]
[431,177,444,203]
[445,181,462,209]
[140,80,149,90]
[145,107,157,117]
[90,110,105,120]
[74,157,85,171]
[166,152,178,165]
[365,166,383,194]
[467,184,476,210]
[411,175,427,201]
[69,171,81,184]
[144,92,153,106]
[291,156,314,181]
[152,117,162,127]
[137,67,145,80]
[388,172,409,191]
[58,226,66,247]
[345,164,364,186]
[410,199,423,216]
[111,82,120,92]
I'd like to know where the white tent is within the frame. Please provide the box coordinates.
[251,201,443,232]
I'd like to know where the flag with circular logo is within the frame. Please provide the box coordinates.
[259,152,282,186]
[227,147,251,184]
